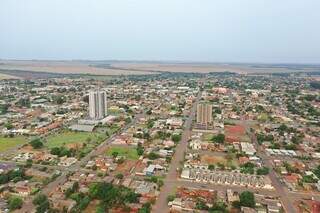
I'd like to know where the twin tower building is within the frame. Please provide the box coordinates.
[88,90,107,120]
[88,90,213,128]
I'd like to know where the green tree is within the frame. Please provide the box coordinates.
[33,194,48,205]
[171,134,182,143]
[112,151,119,158]
[115,173,124,179]
[208,164,215,171]
[5,122,13,130]
[9,197,23,210]
[147,152,159,160]
[211,134,225,144]
[30,138,44,149]
[240,191,255,208]
[256,167,269,175]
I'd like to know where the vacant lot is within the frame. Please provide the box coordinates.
[46,131,103,148]
[106,146,139,160]
[0,136,26,152]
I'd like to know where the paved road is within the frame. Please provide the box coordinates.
[16,113,144,213]
[249,131,297,213]
[152,93,200,213]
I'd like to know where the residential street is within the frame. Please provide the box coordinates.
[152,92,200,213]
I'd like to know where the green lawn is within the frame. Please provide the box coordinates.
[0,136,26,152]
[106,146,139,160]
[46,131,104,148]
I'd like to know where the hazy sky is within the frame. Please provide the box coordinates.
[1,0,320,63]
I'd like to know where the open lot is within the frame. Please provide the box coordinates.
[106,146,139,160]
[46,131,103,148]
[0,136,26,152]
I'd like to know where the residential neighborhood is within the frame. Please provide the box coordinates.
[0,71,319,213]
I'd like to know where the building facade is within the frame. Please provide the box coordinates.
[196,103,213,126]
[89,90,107,120]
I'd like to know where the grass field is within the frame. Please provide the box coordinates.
[46,131,104,148]
[0,136,26,152]
[106,146,139,160]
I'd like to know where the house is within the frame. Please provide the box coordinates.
[189,139,202,150]
[13,181,32,196]
[58,157,77,167]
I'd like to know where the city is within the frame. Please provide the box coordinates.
[0,71,318,212]
[1,1,320,212]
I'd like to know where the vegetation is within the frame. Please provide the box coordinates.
[240,162,255,174]
[0,168,27,184]
[106,146,139,160]
[211,133,225,144]
[8,196,23,210]
[256,167,270,175]
[32,193,51,213]
[136,143,144,156]
[50,146,76,157]
[239,191,255,208]
[29,138,44,149]
[171,133,182,143]
[46,131,103,148]
[89,182,140,212]
[0,136,26,152]
[147,152,160,160]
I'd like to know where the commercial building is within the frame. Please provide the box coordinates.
[89,90,107,120]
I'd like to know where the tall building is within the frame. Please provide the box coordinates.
[196,103,213,126]
[89,90,107,120]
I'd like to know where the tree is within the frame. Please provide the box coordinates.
[136,143,144,156]
[208,164,215,171]
[115,173,124,179]
[112,151,119,158]
[147,152,159,160]
[33,194,48,205]
[211,134,225,144]
[167,195,175,202]
[138,202,151,213]
[313,165,320,179]
[232,200,241,209]
[53,95,66,105]
[4,122,13,130]
[9,197,23,210]
[36,200,50,213]
[50,147,61,156]
[240,162,255,174]
[256,167,269,175]
[30,138,43,149]
[240,191,255,208]
[209,201,227,212]
[195,200,209,210]
[171,134,182,143]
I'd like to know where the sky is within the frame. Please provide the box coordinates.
[0,0,320,63]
